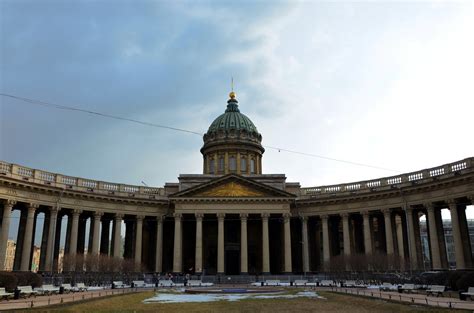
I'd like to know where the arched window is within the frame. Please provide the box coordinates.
[219,157,224,173]
[229,156,236,171]
[209,158,215,174]
[240,157,247,173]
[250,159,255,174]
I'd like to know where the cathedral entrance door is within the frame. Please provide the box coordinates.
[225,248,240,275]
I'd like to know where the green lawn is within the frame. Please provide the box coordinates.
[25,290,467,313]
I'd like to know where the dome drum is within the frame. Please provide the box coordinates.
[201,94,264,175]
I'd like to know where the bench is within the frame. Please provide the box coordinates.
[320,280,334,287]
[132,280,146,288]
[75,283,87,292]
[0,288,14,300]
[264,280,280,286]
[427,285,445,297]
[17,286,37,298]
[400,283,416,293]
[187,280,203,287]
[461,287,474,300]
[62,283,74,293]
[37,284,60,295]
[112,281,130,289]
[158,280,174,287]
[294,280,317,286]
[379,283,395,291]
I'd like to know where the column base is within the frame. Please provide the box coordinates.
[282,272,293,275]
[195,272,202,276]
[261,272,271,275]
[240,272,249,275]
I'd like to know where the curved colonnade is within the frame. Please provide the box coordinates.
[0,157,473,274]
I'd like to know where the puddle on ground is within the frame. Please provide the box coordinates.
[144,290,323,303]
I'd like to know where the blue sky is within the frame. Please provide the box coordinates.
[2,1,473,187]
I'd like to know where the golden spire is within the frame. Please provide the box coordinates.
[229,76,236,99]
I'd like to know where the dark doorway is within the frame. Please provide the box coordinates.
[225,249,240,275]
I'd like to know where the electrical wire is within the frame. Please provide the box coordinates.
[2,92,399,172]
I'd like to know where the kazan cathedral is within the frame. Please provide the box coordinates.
[0,92,473,276]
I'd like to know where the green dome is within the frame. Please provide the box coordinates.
[207,99,258,134]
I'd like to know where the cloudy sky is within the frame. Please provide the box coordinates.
[1,1,473,187]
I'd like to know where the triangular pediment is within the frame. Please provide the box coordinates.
[170,174,295,199]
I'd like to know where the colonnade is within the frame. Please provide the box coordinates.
[0,200,160,272]
[1,196,473,273]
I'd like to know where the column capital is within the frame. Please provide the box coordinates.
[361,210,370,217]
[28,203,40,210]
[299,214,308,222]
[173,213,182,220]
[195,213,204,220]
[283,213,291,220]
[73,209,83,216]
[320,214,329,221]
[447,199,457,208]
[341,212,349,219]
[468,194,474,203]
[261,212,270,219]
[136,215,145,221]
[3,199,16,208]
[94,211,103,219]
[115,213,124,220]
[403,206,414,213]
[381,208,391,215]
[217,213,225,220]
[239,213,248,220]
[156,215,166,223]
[424,202,434,210]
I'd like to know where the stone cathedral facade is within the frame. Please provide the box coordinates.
[0,92,473,275]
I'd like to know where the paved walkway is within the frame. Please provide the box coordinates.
[327,287,474,310]
[0,287,153,311]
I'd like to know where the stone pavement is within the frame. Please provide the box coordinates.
[327,287,474,310]
[0,287,153,311]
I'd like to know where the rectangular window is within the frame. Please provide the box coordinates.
[250,159,255,173]
[209,158,215,174]
[219,157,224,172]
[240,158,247,172]
[229,156,236,171]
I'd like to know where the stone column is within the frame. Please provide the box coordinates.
[91,212,102,255]
[283,213,292,273]
[448,200,465,269]
[172,213,182,273]
[134,215,144,268]
[45,207,58,271]
[68,209,82,259]
[155,215,164,273]
[362,211,372,255]
[224,152,229,174]
[0,200,16,270]
[195,213,203,274]
[113,214,123,258]
[321,214,330,269]
[382,209,394,255]
[217,213,225,274]
[261,213,270,274]
[240,213,248,274]
[20,203,38,271]
[405,207,418,270]
[342,213,351,257]
[301,215,309,273]
[395,215,405,259]
[426,204,441,269]
[237,152,241,174]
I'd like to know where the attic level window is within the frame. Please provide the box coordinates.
[219,157,224,173]
[229,156,236,171]
[241,158,247,172]
[209,158,215,174]
[250,159,255,174]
